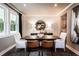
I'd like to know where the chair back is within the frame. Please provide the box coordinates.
[14,32,21,42]
[60,32,67,40]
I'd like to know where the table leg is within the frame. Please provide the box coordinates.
[53,40,55,51]
[38,41,41,56]
[38,41,43,56]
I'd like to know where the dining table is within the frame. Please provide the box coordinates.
[22,35,60,56]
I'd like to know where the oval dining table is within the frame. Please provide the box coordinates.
[22,36,60,56]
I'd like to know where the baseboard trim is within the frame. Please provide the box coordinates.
[0,44,16,56]
[66,44,79,55]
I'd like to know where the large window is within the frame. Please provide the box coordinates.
[10,12,17,31]
[0,7,5,32]
[0,4,19,38]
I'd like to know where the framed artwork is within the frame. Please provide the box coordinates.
[71,5,79,44]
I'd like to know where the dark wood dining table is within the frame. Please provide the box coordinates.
[23,36,60,56]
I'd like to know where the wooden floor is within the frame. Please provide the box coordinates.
[67,38,79,52]
[3,47,77,56]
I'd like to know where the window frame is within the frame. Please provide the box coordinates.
[0,4,19,38]
[0,5,6,34]
[9,9,19,34]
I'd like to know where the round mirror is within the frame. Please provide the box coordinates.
[35,20,46,30]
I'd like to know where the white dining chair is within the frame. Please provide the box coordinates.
[14,32,27,52]
[55,32,67,52]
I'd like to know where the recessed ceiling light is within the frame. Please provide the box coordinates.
[54,4,58,7]
[23,4,26,7]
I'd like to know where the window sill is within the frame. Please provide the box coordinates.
[10,31,19,35]
[0,32,18,38]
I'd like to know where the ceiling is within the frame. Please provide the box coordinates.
[12,3,70,15]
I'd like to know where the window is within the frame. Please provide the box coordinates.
[0,7,5,32]
[0,4,19,38]
[10,11,19,32]
[10,12,18,32]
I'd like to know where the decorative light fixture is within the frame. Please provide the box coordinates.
[23,4,26,7]
[54,3,58,7]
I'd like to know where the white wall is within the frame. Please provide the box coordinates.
[0,35,15,54]
[22,15,61,37]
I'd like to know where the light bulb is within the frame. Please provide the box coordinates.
[23,4,26,7]
[54,4,58,7]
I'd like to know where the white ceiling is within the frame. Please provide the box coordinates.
[12,3,70,15]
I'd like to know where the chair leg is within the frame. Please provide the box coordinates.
[64,48,65,51]
[25,48,26,52]
[15,47,17,52]
[55,48,56,52]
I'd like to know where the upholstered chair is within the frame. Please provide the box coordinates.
[14,32,27,52]
[42,35,53,48]
[27,35,39,48]
[55,32,67,52]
